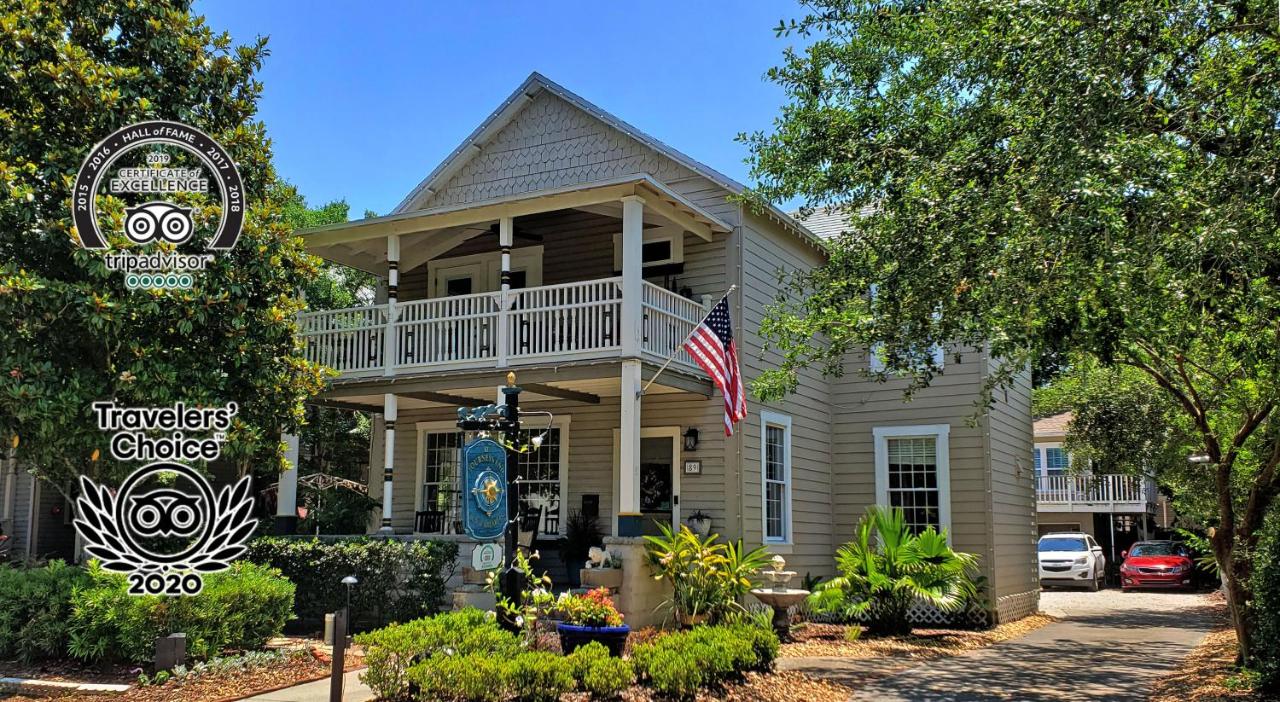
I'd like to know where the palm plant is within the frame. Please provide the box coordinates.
[809,506,979,635]
[644,523,771,625]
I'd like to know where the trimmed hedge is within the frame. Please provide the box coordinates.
[631,623,778,698]
[1253,511,1280,691]
[67,561,294,663]
[355,609,521,699]
[244,537,457,630]
[0,560,89,661]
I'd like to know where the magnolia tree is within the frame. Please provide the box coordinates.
[0,1,327,489]
[743,0,1280,664]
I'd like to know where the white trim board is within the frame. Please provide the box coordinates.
[872,424,952,536]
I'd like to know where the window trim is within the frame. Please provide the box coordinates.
[760,410,793,545]
[414,417,571,536]
[872,424,952,536]
[1033,441,1070,478]
[867,284,944,373]
[611,225,684,270]
[426,246,544,298]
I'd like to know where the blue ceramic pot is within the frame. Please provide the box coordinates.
[555,622,630,657]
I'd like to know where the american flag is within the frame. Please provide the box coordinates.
[683,297,746,435]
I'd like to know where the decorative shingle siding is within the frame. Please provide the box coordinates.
[421,92,702,210]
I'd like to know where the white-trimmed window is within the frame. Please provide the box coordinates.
[873,425,951,535]
[612,225,684,270]
[760,411,792,543]
[867,284,945,372]
[415,419,570,536]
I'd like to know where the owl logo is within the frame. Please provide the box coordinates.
[125,488,203,538]
[123,201,194,245]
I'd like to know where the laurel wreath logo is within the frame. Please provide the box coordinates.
[74,466,255,574]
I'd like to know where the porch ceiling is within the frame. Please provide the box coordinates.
[299,175,732,274]
[312,361,709,412]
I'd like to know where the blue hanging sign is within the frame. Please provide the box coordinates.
[462,438,508,541]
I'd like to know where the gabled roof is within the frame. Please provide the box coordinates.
[392,72,823,248]
[790,204,880,240]
[1034,411,1073,438]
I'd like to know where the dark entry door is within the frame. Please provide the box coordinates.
[639,436,675,536]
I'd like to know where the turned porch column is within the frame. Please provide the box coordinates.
[379,393,398,533]
[382,235,401,377]
[496,216,513,367]
[617,195,645,536]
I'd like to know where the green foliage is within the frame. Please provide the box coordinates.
[644,523,771,623]
[742,0,1280,664]
[809,507,979,635]
[486,548,555,643]
[0,0,328,487]
[406,653,507,702]
[506,651,575,702]
[243,537,457,630]
[67,561,294,663]
[0,560,89,661]
[566,641,633,698]
[631,623,776,699]
[354,609,520,700]
[1250,512,1280,691]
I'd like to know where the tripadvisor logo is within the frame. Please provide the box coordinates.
[73,120,244,290]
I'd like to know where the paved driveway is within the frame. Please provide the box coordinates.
[850,589,1217,702]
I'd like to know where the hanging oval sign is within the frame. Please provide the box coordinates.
[463,438,508,541]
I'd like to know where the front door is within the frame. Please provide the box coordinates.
[639,436,676,536]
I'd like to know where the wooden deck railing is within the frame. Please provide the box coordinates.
[299,277,708,378]
[1036,474,1155,506]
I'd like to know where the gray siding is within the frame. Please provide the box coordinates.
[984,355,1039,617]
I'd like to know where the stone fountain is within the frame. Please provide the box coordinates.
[750,555,810,642]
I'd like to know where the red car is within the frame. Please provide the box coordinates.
[1119,540,1195,591]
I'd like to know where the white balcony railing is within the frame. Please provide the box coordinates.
[299,278,708,378]
[1036,474,1154,507]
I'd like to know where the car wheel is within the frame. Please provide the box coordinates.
[1087,568,1100,591]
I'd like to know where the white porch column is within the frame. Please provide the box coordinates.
[379,393,398,533]
[618,360,643,536]
[1,441,16,527]
[620,195,645,358]
[274,433,300,533]
[382,235,401,377]
[496,216,513,367]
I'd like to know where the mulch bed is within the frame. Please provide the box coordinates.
[779,613,1056,660]
[1,642,364,702]
[1147,602,1263,702]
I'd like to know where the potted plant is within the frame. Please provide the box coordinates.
[686,510,713,537]
[560,509,600,589]
[554,587,629,656]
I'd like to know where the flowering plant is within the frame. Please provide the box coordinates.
[555,587,623,627]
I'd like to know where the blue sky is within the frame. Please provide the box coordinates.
[194,1,806,218]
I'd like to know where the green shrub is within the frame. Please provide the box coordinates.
[507,651,574,702]
[244,537,457,630]
[0,560,89,661]
[566,641,633,698]
[67,561,294,663]
[1252,510,1280,691]
[631,623,775,698]
[355,609,520,699]
[406,653,507,702]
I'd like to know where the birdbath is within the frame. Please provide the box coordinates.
[750,555,810,642]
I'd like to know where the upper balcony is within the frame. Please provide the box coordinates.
[298,277,708,379]
[296,177,731,383]
[1036,474,1157,514]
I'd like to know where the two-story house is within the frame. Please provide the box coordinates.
[1033,411,1167,565]
[279,72,1039,626]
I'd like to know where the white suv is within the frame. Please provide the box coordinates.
[1038,532,1106,591]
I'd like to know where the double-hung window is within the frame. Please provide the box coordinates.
[760,411,792,543]
[873,425,951,535]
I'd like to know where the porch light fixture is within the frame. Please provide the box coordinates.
[683,427,699,452]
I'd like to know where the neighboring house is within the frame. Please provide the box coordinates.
[0,461,77,562]
[285,72,1039,625]
[1033,411,1169,564]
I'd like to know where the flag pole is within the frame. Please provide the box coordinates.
[639,284,737,397]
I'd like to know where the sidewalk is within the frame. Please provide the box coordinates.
[238,669,372,702]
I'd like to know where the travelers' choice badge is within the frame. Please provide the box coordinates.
[74,463,256,596]
[73,402,254,595]
[72,120,243,290]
